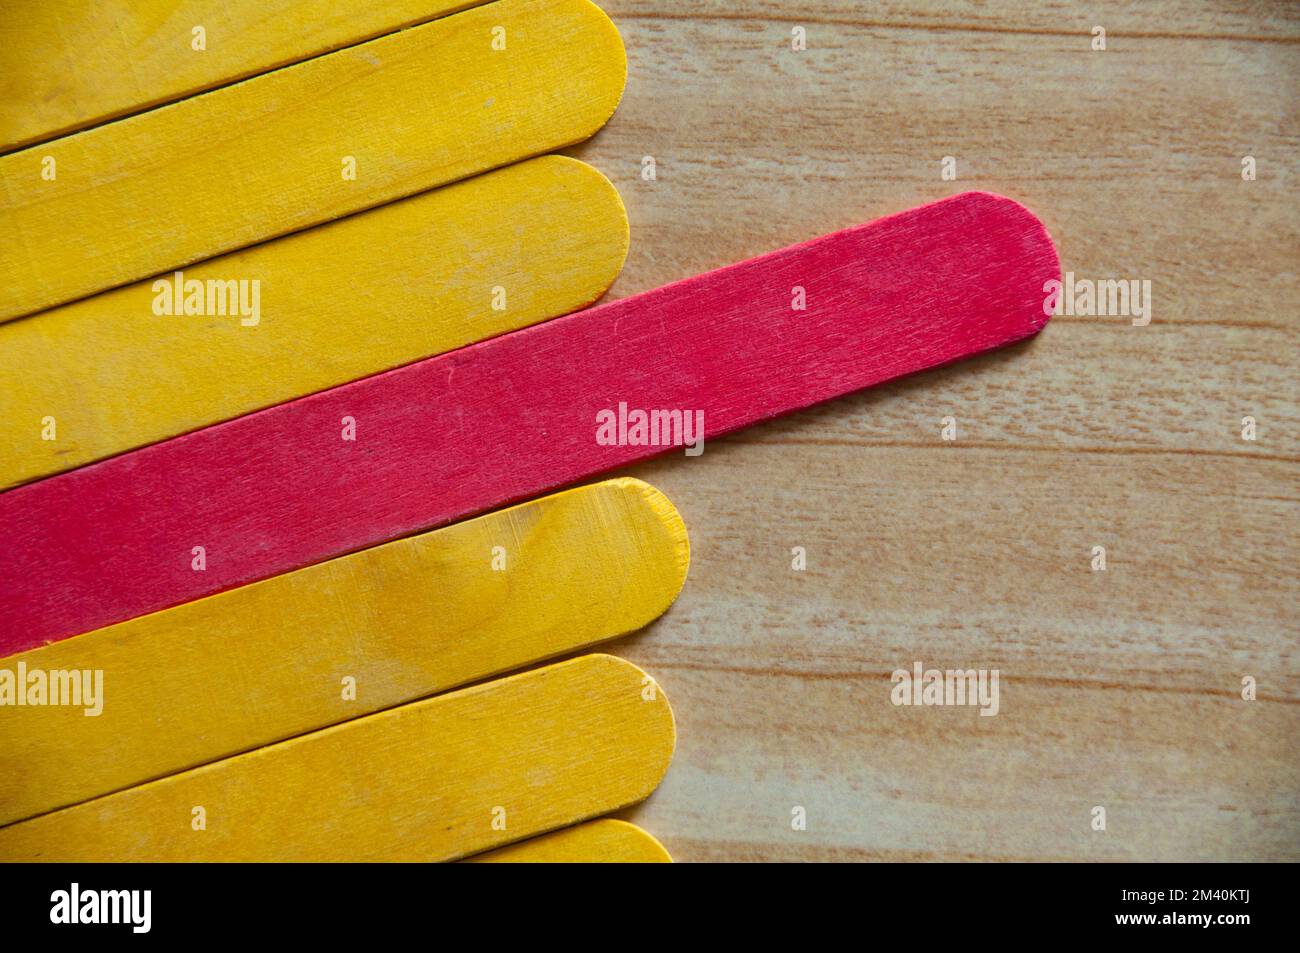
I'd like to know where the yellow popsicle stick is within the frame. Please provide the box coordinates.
[0,478,688,828]
[465,819,672,863]
[0,0,626,322]
[0,1,487,151]
[0,155,626,490]
[0,654,675,862]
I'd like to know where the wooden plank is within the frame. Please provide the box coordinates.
[614,443,1298,861]
[0,478,687,827]
[0,0,489,151]
[0,654,676,862]
[564,0,1298,862]
[0,155,627,489]
[582,3,1298,316]
[465,819,672,862]
[0,0,626,322]
[612,1,1300,42]
[0,190,1058,650]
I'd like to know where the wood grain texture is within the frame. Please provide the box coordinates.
[562,0,1298,862]
[0,478,687,826]
[0,156,627,489]
[0,654,676,862]
[0,0,490,151]
[0,190,1057,649]
[465,818,672,862]
[0,0,626,322]
[5,0,1295,865]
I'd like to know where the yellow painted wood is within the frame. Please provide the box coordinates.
[0,478,688,828]
[465,819,672,863]
[0,156,626,490]
[0,1,489,151]
[0,654,675,861]
[0,0,626,322]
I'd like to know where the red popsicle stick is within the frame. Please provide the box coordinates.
[0,191,1058,653]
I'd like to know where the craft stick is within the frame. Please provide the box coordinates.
[465,819,672,863]
[0,479,686,827]
[0,1,489,151]
[0,655,675,862]
[0,0,626,322]
[0,156,627,490]
[0,191,1058,651]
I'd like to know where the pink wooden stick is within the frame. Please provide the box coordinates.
[0,191,1058,652]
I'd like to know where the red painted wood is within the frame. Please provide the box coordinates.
[0,191,1058,653]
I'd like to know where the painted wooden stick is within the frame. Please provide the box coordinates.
[0,0,487,151]
[0,191,1058,652]
[0,0,625,321]
[465,819,672,863]
[0,156,627,490]
[0,478,686,827]
[0,654,675,862]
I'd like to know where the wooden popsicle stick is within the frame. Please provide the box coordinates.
[0,478,686,828]
[0,0,626,322]
[0,1,488,152]
[0,191,1058,651]
[0,654,675,862]
[0,156,627,490]
[464,819,672,863]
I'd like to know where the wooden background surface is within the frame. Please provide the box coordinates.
[563,0,1299,861]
